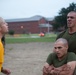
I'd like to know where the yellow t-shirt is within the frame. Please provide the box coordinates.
[0,39,4,71]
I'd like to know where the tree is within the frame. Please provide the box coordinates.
[8,30,15,35]
[53,3,76,31]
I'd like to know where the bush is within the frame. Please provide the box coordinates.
[8,30,15,35]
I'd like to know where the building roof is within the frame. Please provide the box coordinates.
[5,15,53,22]
[46,17,54,21]
[39,23,53,28]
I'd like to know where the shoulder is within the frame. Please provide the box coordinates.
[46,53,56,65]
[48,53,56,57]
[0,39,2,44]
[68,52,76,56]
[47,53,57,61]
[67,52,76,62]
[56,30,67,39]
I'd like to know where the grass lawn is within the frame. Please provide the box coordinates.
[5,33,57,43]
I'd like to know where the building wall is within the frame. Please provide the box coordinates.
[38,18,47,24]
[8,21,39,34]
[7,18,53,34]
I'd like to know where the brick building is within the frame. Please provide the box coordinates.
[5,15,54,34]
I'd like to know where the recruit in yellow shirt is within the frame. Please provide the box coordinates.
[0,39,4,72]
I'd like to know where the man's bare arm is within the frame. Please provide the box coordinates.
[43,63,54,75]
[52,61,76,75]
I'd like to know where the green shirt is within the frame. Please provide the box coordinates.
[56,29,76,54]
[46,52,76,68]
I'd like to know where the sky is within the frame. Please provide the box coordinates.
[0,0,76,19]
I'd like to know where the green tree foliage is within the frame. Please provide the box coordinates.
[8,30,15,35]
[53,3,76,30]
